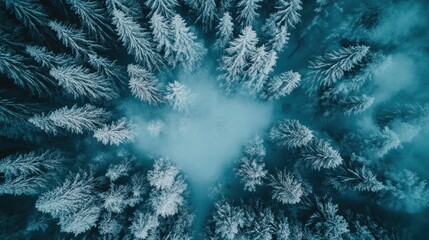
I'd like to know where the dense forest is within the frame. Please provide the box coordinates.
[0,0,428,239]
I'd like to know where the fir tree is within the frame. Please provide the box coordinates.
[29,104,109,135]
[269,119,313,149]
[274,0,303,28]
[299,139,343,170]
[26,45,76,69]
[147,120,165,137]
[335,94,374,116]
[235,157,268,192]
[268,170,303,204]
[0,174,52,196]
[366,127,400,158]
[213,201,245,240]
[328,165,385,192]
[130,211,159,239]
[0,47,52,96]
[236,0,262,28]
[105,0,143,20]
[100,184,130,213]
[50,65,118,100]
[58,203,101,236]
[195,0,217,30]
[263,70,301,100]
[268,25,290,53]
[66,0,114,42]
[276,218,291,239]
[147,158,179,190]
[0,97,35,123]
[306,198,349,239]
[243,136,266,160]
[35,171,97,218]
[105,161,131,182]
[244,46,278,95]
[3,0,50,39]
[145,0,179,18]
[150,176,187,217]
[165,81,193,112]
[219,26,258,93]
[93,118,135,145]
[127,64,164,106]
[243,206,275,239]
[381,170,429,213]
[213,12,234,51]
[0,150,63,178]
[88,53,125,84]
[112,9,163,71]
[49,21,99,57]
[149,13,174,64]
[308,45,369,93]
[171,14,207,71]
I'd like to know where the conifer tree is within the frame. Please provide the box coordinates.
[236,157,267,192]
[299,139,343,170]
[171,14,207,71]
[269,119,313,149]
[263,70,301,100]
[0,174,52,196]
[35,171,98,218]
[147,120,165,137]
[150,176,187,217]
[88,53,125,84]
[29,104,109,135]
[0,47,52,96]
[127,64,164,106]
[26,45,76,69]
[145,0,179,18]
[213,12,234,51]
[147,158,179,190]
[35,171,102,235]
[328,165,385,192]
[3,0,50,39]
[105,0,143,20]
[335,94,374,116]
[219,26,258,93]
[236,0,262,28]
[165,81,193,112]
[66,0,114,42]
[112,9,163,71]
[243,206,275,239]
[100,184,130,213]
[306,198,349,239]
[58,203,101,235]
[0,150,63,178]
[244,47,277,95]
[244,136,266,160]
[0,97,35,123]
[308,45,369,93]
[49,21,100,57]
[106,161,131,182]
[268,25,290,52]
[195,0,217,30]
[130,211,159,239]
[213,201,245,240]
[269,170,303,204]
[50,65,118,100]
[149,13,174,64]
[94,118,135,145]
[381,170,429,213]
[274,0,303,28]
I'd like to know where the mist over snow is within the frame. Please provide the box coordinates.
[125,66,273,183]
[2,0,429,239]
